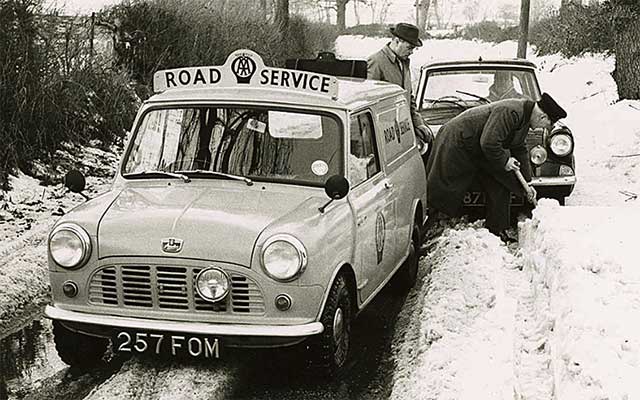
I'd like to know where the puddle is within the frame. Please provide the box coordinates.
[0,319,66,399]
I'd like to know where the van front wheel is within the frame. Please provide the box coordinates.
[53,320,109,368]
[308,274,352,375]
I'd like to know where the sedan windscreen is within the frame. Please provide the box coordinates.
[422,68,541,109]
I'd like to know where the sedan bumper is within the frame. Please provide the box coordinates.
[530,176,576,186]
[45,305,324,338]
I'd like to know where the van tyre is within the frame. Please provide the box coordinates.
[308,274,352,376]
[393,224,420,292]
[53,320,109,368]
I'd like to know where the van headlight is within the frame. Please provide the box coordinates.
[550,134,573,156]
[261,234,307,282]
[48,223,92,269]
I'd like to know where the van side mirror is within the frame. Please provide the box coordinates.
[319,175,349,213]
[64,170,90,200]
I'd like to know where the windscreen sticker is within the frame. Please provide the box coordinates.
[247,119,266,133]
[311,160,329,176]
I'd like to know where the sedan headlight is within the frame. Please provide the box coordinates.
[550,134,573,156]
[261,234,307,282]
[530,145,548,165]
[48,223,91,269]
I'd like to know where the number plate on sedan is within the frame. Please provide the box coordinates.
[114,331,220,359]
[463,191,524,206]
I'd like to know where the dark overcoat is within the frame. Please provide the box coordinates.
[425,98,535,221]
[367,44,424,131]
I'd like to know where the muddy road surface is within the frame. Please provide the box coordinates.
[0,274,424,400]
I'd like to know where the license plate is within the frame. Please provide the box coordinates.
[463,191,524,206]
[114,331,220,359]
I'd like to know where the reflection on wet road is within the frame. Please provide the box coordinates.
[0,319,118,400]
[0,281,411,400]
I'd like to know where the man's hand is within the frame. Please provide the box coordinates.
[525,185,537,204]
[416,125,434,144]
[504,157,520,171]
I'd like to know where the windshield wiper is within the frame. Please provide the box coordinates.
[456,90,490,104]
[124,170,191,182]
[176,170,253,186]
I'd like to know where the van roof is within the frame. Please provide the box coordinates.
[147,77,404,110]
[148,49,405,111]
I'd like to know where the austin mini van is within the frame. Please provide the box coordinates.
[45,49,427,375]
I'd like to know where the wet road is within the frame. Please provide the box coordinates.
[0,281,413,400]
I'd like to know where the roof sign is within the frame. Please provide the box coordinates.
[153,49,339,98]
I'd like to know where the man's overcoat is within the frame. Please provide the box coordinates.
[425,98,535,221]
[367,44,424,131]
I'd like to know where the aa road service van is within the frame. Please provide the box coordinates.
[45,49,427,375]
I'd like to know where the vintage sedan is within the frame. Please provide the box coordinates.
[416,59,576,206]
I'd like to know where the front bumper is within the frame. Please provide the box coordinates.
[45,305,324,342]
[530,176,576,186]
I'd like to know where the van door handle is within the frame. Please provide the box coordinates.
[384,180,393,190]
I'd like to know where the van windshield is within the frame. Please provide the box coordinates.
[122,106,343,186]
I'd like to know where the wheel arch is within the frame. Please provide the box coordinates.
[316,263,359,321]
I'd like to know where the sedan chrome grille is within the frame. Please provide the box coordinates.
[525,130,544,149]
[88,265,265,315]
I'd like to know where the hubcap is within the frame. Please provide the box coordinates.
[333,307,344,343]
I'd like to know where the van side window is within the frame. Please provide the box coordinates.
[349,112,380,186]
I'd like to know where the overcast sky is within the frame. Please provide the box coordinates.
[47,0,121,14]
[50,0,562,20]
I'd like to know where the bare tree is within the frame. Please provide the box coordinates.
[274,0,289,32]
[353,0,361,24]
[462,0,481,23]
[365,0,392,24]
[611,0,640,99]
[336,0,348,30]
[416,0,431,31]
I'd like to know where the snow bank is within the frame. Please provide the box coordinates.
[520,199,640,400]
[391,221,522,399]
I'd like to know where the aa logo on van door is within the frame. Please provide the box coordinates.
[375,213,385,264]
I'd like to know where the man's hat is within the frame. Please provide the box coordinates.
[537,92,567,123]
[390,23,423,47]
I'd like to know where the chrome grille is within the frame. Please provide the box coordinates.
[525,130,544,149]
[88,265,265,315]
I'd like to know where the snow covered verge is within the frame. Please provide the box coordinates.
[520,200,640,400]
[334,36,640,400]
[0,143,118,334]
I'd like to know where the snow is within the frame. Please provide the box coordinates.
[1,35,640,398]
[337,36,640,399]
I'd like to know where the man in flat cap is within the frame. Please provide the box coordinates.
[367,23,433,155]
[425,93,567,242]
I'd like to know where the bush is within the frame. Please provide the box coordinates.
[106,0,338,89]
[343,23,391,37]
[460,21,519,43]
[530,3,614,57]
[0,0,138,189]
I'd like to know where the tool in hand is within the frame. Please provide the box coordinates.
[514,169,537,207]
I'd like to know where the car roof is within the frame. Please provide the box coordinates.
[147,77,404,111]
[421,58,537,71]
